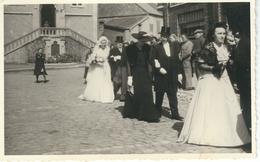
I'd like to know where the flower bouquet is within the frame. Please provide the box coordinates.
[92,56,105,66]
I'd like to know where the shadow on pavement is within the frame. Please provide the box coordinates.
[172,122,184,137]
[115,106,124,114]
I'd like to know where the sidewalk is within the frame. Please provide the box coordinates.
[4,63,85,72]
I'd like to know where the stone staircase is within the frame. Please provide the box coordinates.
[4,27,96,63]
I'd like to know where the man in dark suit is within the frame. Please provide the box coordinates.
[150,27,183,120]
[109,37,127,101]
[234,32,251,131]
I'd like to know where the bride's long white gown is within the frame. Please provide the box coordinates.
[177,43,251,147]
[79,47,114,103]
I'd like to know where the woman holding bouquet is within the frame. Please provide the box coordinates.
[177,23,251,147]
[79,36,114,103]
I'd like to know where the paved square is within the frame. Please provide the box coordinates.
[4,68,247,154]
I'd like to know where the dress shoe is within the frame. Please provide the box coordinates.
[183,87,195,91]
[43,80,49,83]
[171,114,184,121]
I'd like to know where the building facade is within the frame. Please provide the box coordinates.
[4,4,98,63]
[98,3,163,43]
[158,3,250,38]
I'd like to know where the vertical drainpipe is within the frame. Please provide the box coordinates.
[163,3,170,27]
[217,3,222,22]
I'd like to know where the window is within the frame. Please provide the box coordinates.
[71,3,83,7]
[149,24,154,33]
[178,9,204,24]
[156,20,161,33]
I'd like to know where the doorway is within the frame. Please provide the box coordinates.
[41,4,56,27]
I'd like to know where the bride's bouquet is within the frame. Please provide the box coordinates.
[92,56,105,66]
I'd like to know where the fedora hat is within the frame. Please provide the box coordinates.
[193,29,204,35]
[131,31,152,42]
[160,26,171,37]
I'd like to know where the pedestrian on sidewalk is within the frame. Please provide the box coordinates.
[179,34,194,90]
[34,48,48,83]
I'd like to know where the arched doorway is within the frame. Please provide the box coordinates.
[41,4,56,27]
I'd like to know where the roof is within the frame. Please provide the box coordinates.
[98,3,162,18]
[137,3,162,16]
[103,16,148,30]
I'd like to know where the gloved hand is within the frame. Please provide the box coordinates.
[127,76,133,86]
[116,55,121,60]
[159,68,167,75]
[154,59,161,68]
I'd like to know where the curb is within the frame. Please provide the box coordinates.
[4,64,85,72]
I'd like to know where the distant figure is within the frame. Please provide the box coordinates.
[34,48,48,83]
[123,41,130,48]
[192,29,206,79]
[179,34,194,90]
[43,20,50,27]
[169,34,178,43]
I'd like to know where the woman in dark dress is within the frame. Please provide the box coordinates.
[34,48,48,83]
[123,31,160,122]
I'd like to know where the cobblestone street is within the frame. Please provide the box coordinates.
[4,68,247,155]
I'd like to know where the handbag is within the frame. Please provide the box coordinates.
[122,86,136,118]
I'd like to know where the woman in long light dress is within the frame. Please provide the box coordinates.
[79,36,114,103]
[177,23,251,147]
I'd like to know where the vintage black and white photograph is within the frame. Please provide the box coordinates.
[1,0,256,158]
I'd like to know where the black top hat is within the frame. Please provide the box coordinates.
[115,37,124,43]
[160,26,171,37]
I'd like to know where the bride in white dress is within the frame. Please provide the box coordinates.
[79,36,114,103]
[177,23,251,147]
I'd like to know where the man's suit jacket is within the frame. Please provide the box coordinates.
[150,41,181,91]
[179,40,193,68]
[109,47,125,78]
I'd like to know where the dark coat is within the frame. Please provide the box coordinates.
[150,41,181,92]
[180,40,193,68]
[192,36,206,55]
[34,52,47,75]
[109,47,126,79]
[125,43,153,80]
